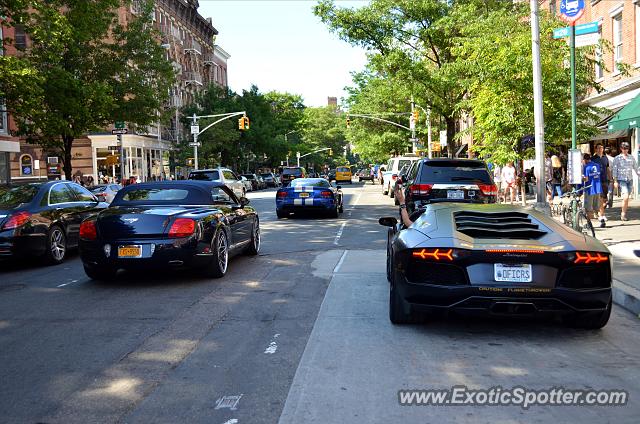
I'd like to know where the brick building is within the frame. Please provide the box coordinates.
[1,0,229,184]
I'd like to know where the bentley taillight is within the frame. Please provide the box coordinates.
[79,220,97,240]
[168,218,196,238]
[2,211,32,230]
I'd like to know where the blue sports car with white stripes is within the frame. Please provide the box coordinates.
[276,178,344,218]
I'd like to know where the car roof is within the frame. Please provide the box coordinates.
[122,180,225,189]
[421,158,487,166]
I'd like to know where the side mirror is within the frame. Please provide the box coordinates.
[237,196,250,207]
[379,217,398,227]
[336,185,342,190]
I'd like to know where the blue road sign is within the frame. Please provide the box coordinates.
[553,21,599,39]
[559,0,585,23]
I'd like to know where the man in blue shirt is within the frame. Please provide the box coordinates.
[583,153,602,220]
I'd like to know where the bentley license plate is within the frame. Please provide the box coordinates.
[447,190,465,200]
[118,245,142,258]
[494,263,532,282]
[299,192,310,198]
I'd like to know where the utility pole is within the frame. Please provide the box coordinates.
[530,0,547,211]
[427,107,432,158]
[117,134,125,183]
[570,22,577,149]
[410,97,417,153]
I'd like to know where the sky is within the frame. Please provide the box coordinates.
[198,0,370,107]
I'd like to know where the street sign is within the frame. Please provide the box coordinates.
[409,137,419,143]
[409,115,416,130]
[191,125,199,135]
[559,0,584,24]
[567,148,583,184]
[115,121,125,129]
[189,142,201,147]
[439,130,447,147]
[574,32,600,48]
[111,128,128,135]
[553,21,598,39]
[34,159,40,170]
[296,151,300,158]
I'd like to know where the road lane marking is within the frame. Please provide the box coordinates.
[215,394,243,410]
[333,250,348,273]
[333,222,346,245]
[222,420,238,424]
[56,279,79,288]
[264,341,278,354]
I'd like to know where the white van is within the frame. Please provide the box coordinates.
[381,154,421,197]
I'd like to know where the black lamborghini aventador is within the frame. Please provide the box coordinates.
[380,203,612,329]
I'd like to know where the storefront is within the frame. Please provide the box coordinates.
[89,134,172,183]
[0,139,20,184]
[607,93,640,198]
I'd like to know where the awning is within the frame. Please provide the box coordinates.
[591,130,629,141]
[608,94,640,131]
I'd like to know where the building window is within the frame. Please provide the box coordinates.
[20,154,33,176]
[0,98,7,135]
[14,25,27,50]
[613,13,623,66]
[595,30,604,80]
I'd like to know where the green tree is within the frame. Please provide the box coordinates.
[315,0,511,156]
[455,5,602,164]
[0,0,174,179]
[301,106,348,169]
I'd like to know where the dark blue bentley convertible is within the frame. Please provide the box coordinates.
[79,181,259,280]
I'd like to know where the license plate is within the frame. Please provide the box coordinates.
[447,190,465,200]
[494,263,532,282]
[299,192,310,198]
[118,245,142,258]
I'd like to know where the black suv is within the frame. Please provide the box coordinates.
[280,167,306,186]
[402,158,497,212]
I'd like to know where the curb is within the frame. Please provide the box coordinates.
[613,280,640,317]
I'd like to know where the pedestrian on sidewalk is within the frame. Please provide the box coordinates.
[605,146,616,208]
[550,155,564,202]
[493,163,502,203]
[501,161,517,204]
[592,143,611,227]
[612,141,640,221]
[582,153,602,220]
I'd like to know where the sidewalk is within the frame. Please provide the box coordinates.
[542,196,640,316]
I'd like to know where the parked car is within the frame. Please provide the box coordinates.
[79,181,259,280]
[188,167,246,198]
[255,175,267,190]
[380,203,612,328]
[356,168,374,182]
[89,184,122,203]
[280,166,307,186]
[0,182,108,264]
[241,174,260,191]
[275,178,343,218]
[260,172,280,188]
[401,158,497,212]
[240,176,253,192]
[382,154,421,197]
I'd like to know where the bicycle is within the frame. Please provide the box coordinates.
[560,185,596,238]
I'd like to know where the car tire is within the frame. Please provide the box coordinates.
[202,230,228,278]
[330,205,339,218]
[83,264,117,281]
[564,299,612,329]
[245,219,260,256]
[389,272,411,324]
[338,202,344,213]
[44,225,67,265]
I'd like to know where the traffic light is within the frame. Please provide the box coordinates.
[329,148,333,156]
[238,117,245,130]
[412,110,419,122]
[243,116,250,130]
[346,116,351,128]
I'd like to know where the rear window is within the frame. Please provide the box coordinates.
[283,168,302,176]
[0,185,39,209]
[189,171,220,181]
[397,160,415,171]
[419,161,491,184]
[260,173,272,178]
[336,167,350,172]
[121,188,190,202]
[242,174,255,179]
[290,179,330,188]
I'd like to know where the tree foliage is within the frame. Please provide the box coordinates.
[0,0,174,179]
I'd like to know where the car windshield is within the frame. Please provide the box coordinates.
[189,171,220,181]
[0,185,39,209]
[290,179,330,188]
[419,162,491,184]
[397,160,414,171]
[282,168,302,176]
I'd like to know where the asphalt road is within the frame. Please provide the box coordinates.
[1,181,639,424]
